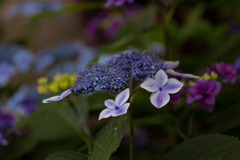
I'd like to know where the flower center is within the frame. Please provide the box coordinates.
[159,87,163,91]
[115,106,119,110]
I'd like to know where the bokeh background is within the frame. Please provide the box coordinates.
[0,0,240,159]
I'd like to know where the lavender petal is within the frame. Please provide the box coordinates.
[140,78,159,92]
[115,88,130,106]
[112,103,130,117]
[150,91,170,108]
[155,69,168,87]
[98,108,115,120]
[104,99,117,108]
[165,61,179,69]
[42,96,61,103]
[166,69,199,79]
[163,78,183,94]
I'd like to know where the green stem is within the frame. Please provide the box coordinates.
[67,100,91,143]
[127,109,134,160]
[188,105,194,138]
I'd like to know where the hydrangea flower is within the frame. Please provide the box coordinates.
[99,88,130,120]
[187,80,221,112]
[43,50,198,103]
[205,62,237,83]
[140,70,183,108]
[104,0,134,7]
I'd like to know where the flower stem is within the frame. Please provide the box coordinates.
[67,100,91,144]
[127,108,134,160]
[188,104,194,138]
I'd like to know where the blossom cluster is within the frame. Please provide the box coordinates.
[184,62,238,112]
[0,42,94,88]
[43,49,198,120]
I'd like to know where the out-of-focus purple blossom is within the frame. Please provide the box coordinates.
[12,50,35,73]
[0,112,16,133]
[233,57,240,80]
[187,80,221,112]
[7,1,63,18]
[170,92,181,104]
[84,6,141,42]
[84,11,110,42]
[212,62,236,83]
[0,62,15,87]
[6,85,38,117]
[104,0,134,7]
[104,17,125,39]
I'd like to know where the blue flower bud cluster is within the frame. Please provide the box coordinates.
[73,50,166,94]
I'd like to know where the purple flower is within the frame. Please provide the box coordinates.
[212,62,236,83]
[99,88,130,120]
[170,92,181,104]
[0,112,16,133]
[42,88,72,103]
[140,70,183,108]
[104,17,125,39]
[233,57,240,80]
[187,80,221,112]
[104,0,134,7]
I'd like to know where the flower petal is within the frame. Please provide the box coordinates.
[150,91,170,108]
[140,78,159,92]
[104,99,116,108]
[166,69,199,79]
[112,103,130,117]
[163,78,183,94]
[59,89,72,99]
[165,61,179,69]
[98,108,115,120]
[155,69,168,87]
[42,96,61,103]
[115,88,130,106]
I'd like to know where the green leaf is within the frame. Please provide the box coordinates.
[163,134,240,160]
[31,2,104,21]
[14,96,90,144]
[88,115,127,160]
[46,150,87,160]
[210,103,240,133]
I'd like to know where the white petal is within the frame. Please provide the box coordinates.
[98,108,115,120]
[166,69,199,79]
[140,78,159,92]
[150,91,170,108]
[115,88,130,106]
[59,89,72,99]
[155,69,168,87]
[163,78,183,94]
[165,61,179,69]
[112,103,130,117]
[104,99,116,108]
[42,96,61,103]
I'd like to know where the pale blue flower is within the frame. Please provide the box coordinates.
[140,70,183,108]
[42,89,72,103]
[99,88,130,120]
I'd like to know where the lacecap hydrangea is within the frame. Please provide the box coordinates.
[43,50,198,119]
